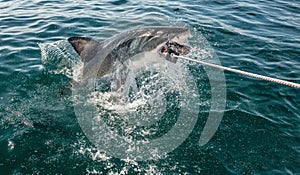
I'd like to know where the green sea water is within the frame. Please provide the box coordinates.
[1,0,299,174]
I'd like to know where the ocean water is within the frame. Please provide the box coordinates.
[1,0,300,174]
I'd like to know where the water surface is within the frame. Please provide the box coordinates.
[0,0,299,174]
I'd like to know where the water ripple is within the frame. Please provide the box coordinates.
[0,0,299,174]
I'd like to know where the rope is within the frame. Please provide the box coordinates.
[172,54,300,89]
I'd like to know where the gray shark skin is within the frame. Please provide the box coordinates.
[68,26,191,81]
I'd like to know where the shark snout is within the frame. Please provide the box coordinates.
[167,27,191,44]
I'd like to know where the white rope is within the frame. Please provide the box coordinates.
[173,55,300,89]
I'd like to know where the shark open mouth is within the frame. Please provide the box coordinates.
[159,41,191,63]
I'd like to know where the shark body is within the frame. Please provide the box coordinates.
[68,26,191,81]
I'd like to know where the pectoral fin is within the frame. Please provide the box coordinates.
[68,37,102,63]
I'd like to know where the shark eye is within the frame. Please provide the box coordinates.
[167,34,170,40]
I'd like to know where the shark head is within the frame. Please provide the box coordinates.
[68,26,192,78]
[130,27,192,58]
[128,26,191,50]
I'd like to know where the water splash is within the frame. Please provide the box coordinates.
[39,40,84,82]
[67,41,201,160]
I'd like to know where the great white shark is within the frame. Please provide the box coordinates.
[68,26,191,82]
